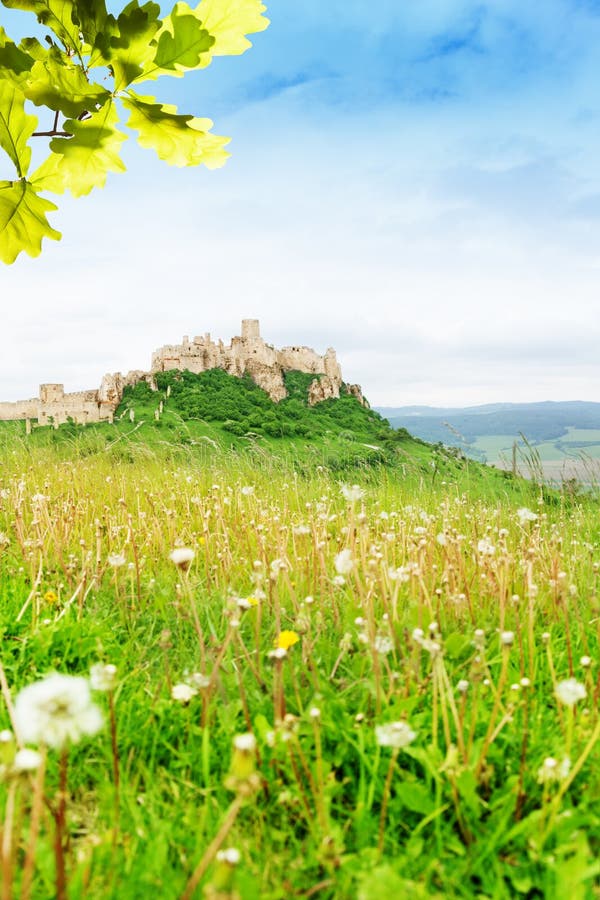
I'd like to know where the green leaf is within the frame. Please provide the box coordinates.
[71,0,110,47]
[1,1,82,56]
[31,100,126,196]
[24,50,112,118]
[0,28,35,86]
[96,1,162,90]
[195,0,269,60]
[140,2,214,81]
[0,179,60,263]
[397,781,435,816]
[0,81,37,178]
[122,91,229,168]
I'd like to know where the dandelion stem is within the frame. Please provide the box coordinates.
[180,795,244,900]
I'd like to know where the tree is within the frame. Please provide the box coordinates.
[0,0,269,263]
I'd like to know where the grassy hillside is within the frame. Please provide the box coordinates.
[0,369,525,494]
[0,411,598,898]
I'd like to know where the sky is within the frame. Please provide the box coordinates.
[2,0,600,407]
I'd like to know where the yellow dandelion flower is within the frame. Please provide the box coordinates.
[199,536,206,546]
[246,596,258,607]
[276,630,300,651]
[44,590,58,605]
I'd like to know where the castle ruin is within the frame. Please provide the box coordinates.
[0,320,364,427]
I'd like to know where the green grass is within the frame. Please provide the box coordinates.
[0,387,598,898]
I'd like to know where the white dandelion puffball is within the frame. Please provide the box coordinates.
[13,748,43,773]
[340,484,365,503]
[334,549,354,575]
[555,678,587,707]
[169,547,195,568]
[107,553,126,568]
[171,683,197,703]
[375,721,417,749]
[90,663,118,692]
[14,674,103,750]
[517,507,538,525]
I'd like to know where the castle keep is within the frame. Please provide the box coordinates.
[0,320,364,426]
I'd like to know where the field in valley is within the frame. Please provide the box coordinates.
[0,418,599,898]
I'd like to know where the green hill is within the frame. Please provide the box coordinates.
[0,369,528,494]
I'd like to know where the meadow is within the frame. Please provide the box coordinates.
[0,424,599,898]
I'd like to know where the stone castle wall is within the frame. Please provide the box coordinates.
[0,320,362,425]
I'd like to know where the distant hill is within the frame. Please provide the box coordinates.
[376,402,600,470]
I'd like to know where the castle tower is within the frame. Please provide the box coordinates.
[39,384,64,403]
[241,319,260,341]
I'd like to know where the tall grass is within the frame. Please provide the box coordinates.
[0,441,598,898]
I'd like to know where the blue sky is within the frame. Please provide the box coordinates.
[2,0,600,405]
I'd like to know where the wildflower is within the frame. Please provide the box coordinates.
[90,663,117,692]
[268,648,288,661]
[537,756,571,784]
[226,732,260,795]
[169,547,195,569]
[456,679,469,693]
[171,683,197,703]
[477,538,495,556]
[276,631,299,651]
[341,484,365,503]
[374,635,394,656]
[517,507,538,525]
[309,707,321,719]
[500,631,515,646]
[233,733,256,753]
[334,549,354,575]
[555,678,587,707]
[216,848,241,866]
[43,590,58,605]
[13,748,42,774]
[580,656,592,668]
[240,486,254,496]
[189,673,210,689]
[375,721,417,749]
[107,553,126,568]
[14,674,103,750]
[436,533,447,546]
[332,575,346,587]
[388,566,410,582]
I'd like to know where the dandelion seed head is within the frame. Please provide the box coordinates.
[233,733,256,753]
[89,663,117,692]
[340,484,365,503]
[217,848,241,866]
[107,553,126,568]
[517,507,538,525]
[169,548,195,569]
[555,678,586,707]
[334,549,354,575]
[14,674,103,750]
[375,721,417,749]
[171,683,197,703]
[13,748,42,773]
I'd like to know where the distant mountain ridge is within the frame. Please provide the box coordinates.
[375,401,600,462]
